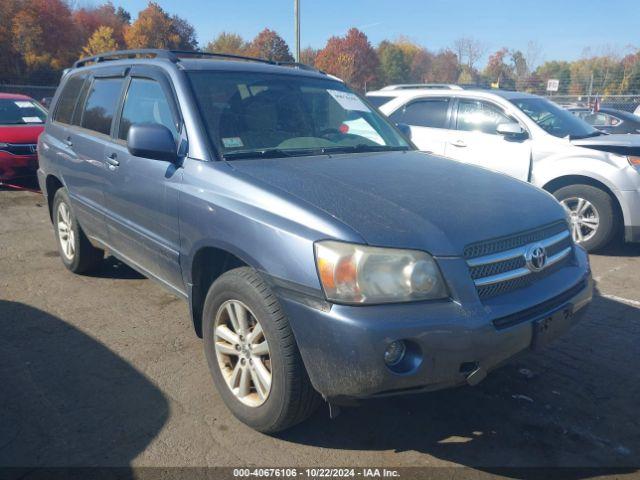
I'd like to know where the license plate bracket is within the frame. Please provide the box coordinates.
[531,305,574,350]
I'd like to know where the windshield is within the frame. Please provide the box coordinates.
[187,71,410,159]
[511,97,600,139]
[0,99,47,125]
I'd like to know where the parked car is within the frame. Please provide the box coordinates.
[568,106,640,134]
[368,88,640,251]
[38,50,592,432]
[0,93,47,184]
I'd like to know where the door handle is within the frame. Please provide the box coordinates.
[105,153,120,169]
[450,140,467,147]
[64,136,73,147]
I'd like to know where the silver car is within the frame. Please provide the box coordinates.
[369,88,640,251]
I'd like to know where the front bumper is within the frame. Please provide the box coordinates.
[619,188,640,242]
[0,152,38,182]
[277,247,592,400]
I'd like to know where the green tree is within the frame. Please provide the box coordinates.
[205,32,246,55]
[535,60,572,94]
[377,40,410,85]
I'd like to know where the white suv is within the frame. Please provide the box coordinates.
[368,88,640,251]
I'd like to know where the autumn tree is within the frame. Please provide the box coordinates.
[11,0,81,83]
[245,29,293,62]
[205,32,246,55]
[83,26,118,56]
[534,60,571,94]
[483,48,514,89]
[315,28,378,91]
[0,0,22,82]
[125,2,197,50]
[428,49,460,83]
[73,2,130,48]
[300,47,318,66]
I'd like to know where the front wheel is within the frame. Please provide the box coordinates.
[553,184,617,252]
[203,267,321,433]
[52,188,104,273]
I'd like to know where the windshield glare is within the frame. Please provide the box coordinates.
[512,97,598,139]
[0,99,47,126]
[187,71,410,159]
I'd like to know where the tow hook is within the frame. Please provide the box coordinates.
[328,402,342,419]
[466,366,487,386]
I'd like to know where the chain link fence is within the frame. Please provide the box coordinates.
[544,94,640,113]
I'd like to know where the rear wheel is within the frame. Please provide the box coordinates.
[53,188,103,273]
[553,184,617,252]
[203,267,321,433]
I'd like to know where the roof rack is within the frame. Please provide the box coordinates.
[72,49,324,74]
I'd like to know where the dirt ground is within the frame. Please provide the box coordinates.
[1,188,639,477]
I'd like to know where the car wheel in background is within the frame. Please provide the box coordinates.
[553,184,617,252]
[203,267,321,433]
[52,188,104,273]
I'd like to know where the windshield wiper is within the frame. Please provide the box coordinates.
[318,144,410,154]
[570,131,605,140]
[223,148,315,160]
[223,144,409,160]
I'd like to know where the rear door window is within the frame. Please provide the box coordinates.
[389,98,450,128]
[53,74,86,125]
[80,77,125,136]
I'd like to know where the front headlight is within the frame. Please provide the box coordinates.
[628,156,640,167]
[314,240,448,304]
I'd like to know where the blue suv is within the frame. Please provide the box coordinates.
[38,49,593,432]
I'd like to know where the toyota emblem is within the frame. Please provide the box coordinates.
[525,244,547,272]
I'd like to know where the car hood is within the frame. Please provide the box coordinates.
[0,125,44,144]
[229,151,565,256]
[572,134,640,155]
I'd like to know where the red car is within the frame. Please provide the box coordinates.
[0,93,47,184]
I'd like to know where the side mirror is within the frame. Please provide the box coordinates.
[396,123,412,139]
[127,123,178,162]
[496,122,526,138]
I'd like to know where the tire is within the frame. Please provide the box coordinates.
[553,184,617,252]
[203,267,321,433]
[52,188,104,273]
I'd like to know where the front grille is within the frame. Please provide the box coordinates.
[0,144,37,156]
[464,222,567,259]
[466,223,574,300]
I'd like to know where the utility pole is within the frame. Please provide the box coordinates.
[294,0,300,62]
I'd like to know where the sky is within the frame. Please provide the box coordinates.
[108,0,639,66]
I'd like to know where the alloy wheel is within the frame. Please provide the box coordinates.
[213,300,272,407]
[57,201,75,260]
[561,196,600,244]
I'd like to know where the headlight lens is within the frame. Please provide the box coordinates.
[315,241,448,304]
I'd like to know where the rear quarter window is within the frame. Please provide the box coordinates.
[366,96,395,108]
[389,98,450,128]
[53,74,87,125]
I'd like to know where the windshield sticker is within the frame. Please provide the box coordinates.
[327,90,370,112]
[22,116,43,123]
[15,101,33,108]
[222,137,244,148]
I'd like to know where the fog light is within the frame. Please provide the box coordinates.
[384,340,406,366]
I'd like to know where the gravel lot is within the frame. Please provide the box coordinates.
[1,188,639,475]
